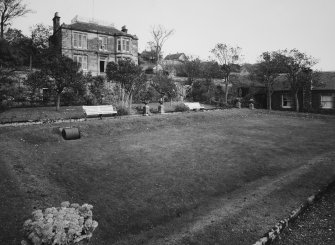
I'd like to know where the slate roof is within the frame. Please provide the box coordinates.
[272,72,335,91]
[314,72,335,90]
[164,53,185,60]
[62,22,138,39]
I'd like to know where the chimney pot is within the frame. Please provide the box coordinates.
[121,25,128,33]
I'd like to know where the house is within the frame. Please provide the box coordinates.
[271,72,335,113]
[163,53,187,65]
[162,53,187,77]
[49,13,139,76]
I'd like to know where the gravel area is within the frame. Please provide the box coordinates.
[273,182,335,245]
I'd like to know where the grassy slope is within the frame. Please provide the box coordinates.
[0,109,335,244]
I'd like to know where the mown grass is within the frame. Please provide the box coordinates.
[0,109,335,244]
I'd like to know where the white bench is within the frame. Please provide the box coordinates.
[183,102,205,111]
[82,105,117,119]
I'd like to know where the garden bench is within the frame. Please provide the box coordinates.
[82,105,117,119]
[183,102,205,111]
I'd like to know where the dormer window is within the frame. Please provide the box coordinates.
[117,38,130,53]
[99,36,108,51]
[73,32,87,49]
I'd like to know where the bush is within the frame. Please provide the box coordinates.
[116,105,131,116]
[174,103,190,112]
[21,201,98,245]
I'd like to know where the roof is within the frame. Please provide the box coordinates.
[314,72,335,90]
[61,22,138,39]
[272,72,335,91]
[164,53,185,61]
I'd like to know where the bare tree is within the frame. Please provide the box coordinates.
[211,43,242,104]
[149,25,174,65]
[0,0,32,38]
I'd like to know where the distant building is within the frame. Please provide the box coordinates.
[163,53,187,65]
[49,13,139,76]
[162,53,187,77]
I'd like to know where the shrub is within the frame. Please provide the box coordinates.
[21,202,98,245]
[174,103,190,112]
[116,105,130,116]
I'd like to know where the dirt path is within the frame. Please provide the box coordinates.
[114,152,335,245]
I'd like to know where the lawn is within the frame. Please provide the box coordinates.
[1,109,335,245]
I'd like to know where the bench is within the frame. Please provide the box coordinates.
[183,102,205,111]
[82,105,117,119]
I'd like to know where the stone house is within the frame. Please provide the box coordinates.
[49,13,139,76]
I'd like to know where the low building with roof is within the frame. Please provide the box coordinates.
[271,72,335,113]
[49,13,139,76]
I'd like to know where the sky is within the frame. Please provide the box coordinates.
[12,0,335,71]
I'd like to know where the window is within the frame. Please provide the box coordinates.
[73,32,87,49]
[321,95,334,109]
[73,55,87,70]
[282,93,292,108]
[117,39,122,52]
[125,39,130,52]
[99,36,108,50]
[100,59,106,73]
[117,38,131,52]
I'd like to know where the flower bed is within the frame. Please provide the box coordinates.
[21,202,98,245]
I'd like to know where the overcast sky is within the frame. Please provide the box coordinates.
[12,0,335,71]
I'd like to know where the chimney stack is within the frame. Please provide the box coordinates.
[53,12,60,34]
[121,25,128,33]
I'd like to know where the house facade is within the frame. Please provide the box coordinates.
[271,72,335,113]
[49,13,139,76]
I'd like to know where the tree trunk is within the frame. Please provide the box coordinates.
[295,91,299,112]
[267,89,272,110]
[128,94,133,110]
[56,94,61,111]
[224,81,229,104]
[0,20,4,39]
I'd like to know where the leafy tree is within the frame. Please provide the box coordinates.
[25,55,83,110]
[250,51,285,110]
[148,25,174,65]
[0,0,32,38]
[106,58,146,108]
[151,73,178,104]
[30,24,53,68]
[280,49,317,112]
[181,57,202,84]
[211,43,242,104]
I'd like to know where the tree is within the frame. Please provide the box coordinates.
[30,24,53,68]
[250,51,285,110]
[280,49,317,112]
[25,55,83,110]
[0,0,32,38]
[151,73,178,104]
[148,25,174,65]
[211,43,242,104]
[106,58,146,109]
[181,57,202,84]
